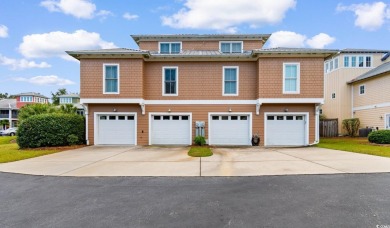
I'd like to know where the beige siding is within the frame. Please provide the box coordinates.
[352,74,390,107]
[354,106,390,130]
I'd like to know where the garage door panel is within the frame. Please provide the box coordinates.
[97,115,136,145]
[266,115,306,146]
[151,115,190,145]
[210,115,250,145]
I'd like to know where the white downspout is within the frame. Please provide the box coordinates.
[309,104,321,146]
[351,86,354,118]
[81,103,89,145]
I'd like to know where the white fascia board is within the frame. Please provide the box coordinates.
[258,98,324,104]
[81,98,145,104]
[144,100,257,105]
[353,102,390,111]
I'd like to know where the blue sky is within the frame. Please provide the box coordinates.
[0,0,389,99]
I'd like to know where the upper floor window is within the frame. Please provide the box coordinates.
[20,96,33,102]
[223,66,239,96]
[359,85,365,95]
[283,63,300,94]
[325,58,339,74]
[366,56,371,67]
[60,97,72,104]
[159,42,181,54]
[163,67,178,96]
[220,42,243,53]
[344,55,372,68]
[334,58,339,69]
[103,64,119,94]
[331,92,336,99]
[344,56,349,67]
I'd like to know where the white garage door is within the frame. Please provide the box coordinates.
[97,114,136,145]
[265,114,306,146]
[151,115,191,145]
[209,115,251,145]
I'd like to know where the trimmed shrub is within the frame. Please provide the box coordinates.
[368,130,390,144]
[342,118,360,136]
[17,113,85,148]
[194,136,206,146]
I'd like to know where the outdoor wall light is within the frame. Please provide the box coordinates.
[168,108,171,112]
[380,116,383,120]
[284,108,288,112]
[113,108,117,112]
[228,107,232,112]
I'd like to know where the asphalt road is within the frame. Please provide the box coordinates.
[1,173,390,228]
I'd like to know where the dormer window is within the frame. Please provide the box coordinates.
[159,42,181,54]
[220,41,243,53]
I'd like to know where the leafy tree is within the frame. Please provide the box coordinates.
[0,93,14,99]
[18,103,57,122]
[51,88,67,105]
[59,104,77,114]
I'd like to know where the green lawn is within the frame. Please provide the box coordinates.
[188,146,213,157]
[0,136,66,163]
[317,137,390,158]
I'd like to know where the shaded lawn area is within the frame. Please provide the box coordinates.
[0,136,84,163]
[318,137,390,158]
[188,146,213,157]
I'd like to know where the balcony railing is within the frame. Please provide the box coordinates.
[0,114,18,118]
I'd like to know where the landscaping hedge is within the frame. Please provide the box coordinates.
[17,113,85,148]
[368,130,390,144]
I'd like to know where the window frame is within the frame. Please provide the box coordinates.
[158,42,182,54]
[283,62,300,94]
[162,66,179,96]
[219,41,243,53]
[331,92,336,99]
[222,66,239,96]
[359,84,365,95]
[344,55,373,68]
[103,63,120,94]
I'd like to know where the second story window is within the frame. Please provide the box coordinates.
[344,56,349,67]
[220,42,243,53]
[60,97,72,104]
[20,96,33,102]
[283,63,300,94]
[344,55,372,68]
[223,66,239,96]
[160,42,181,54]
[103,64,119,94]
[359,85,365,95]
[163,67,178,96]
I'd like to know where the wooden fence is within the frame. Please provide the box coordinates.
[320,119,338,137]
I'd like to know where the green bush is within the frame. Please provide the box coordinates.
[194,136,206,146]
[368,130,390,144]
[342,118,360,136]
[17,113,85,148]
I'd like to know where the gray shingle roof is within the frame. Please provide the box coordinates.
[131,34,271,44]
[340,48,389,54]
[348,61,390,84]
[58,94,80,98]
[254,47,338,54]
[66,48,148,55]
[0,99,17,109]
[13,92,48,99]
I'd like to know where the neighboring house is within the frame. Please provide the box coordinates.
[67,34,336,146]
[347,61,390,130]
[58,94,85,115]
[0,99,18,129]
[14,92,49,109]
[322,49,389,134]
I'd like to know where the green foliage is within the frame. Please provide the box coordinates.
[18,103,57,122]
[59,104,77,114]
[0,119,9,126]
[368,130,390,144]
[342,118,360,137]
[51,88,67,105]
[188,147,213,157]
[0,93,14,99]
[194,136,206,146]
[17,113,85,148]
[319,114,327,121]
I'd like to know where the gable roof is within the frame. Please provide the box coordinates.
[348,61,390,84]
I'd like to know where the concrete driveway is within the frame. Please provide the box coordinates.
[1,146,390,176]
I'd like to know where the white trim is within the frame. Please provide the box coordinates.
[103,63,120,94]
[148,112,192,145]
[222,66,239,96]
[283,62,300,94]
[146,100,256,105]
[219,41,243,53]
[84,104,89,145]
[257,98,324,104]
[264,112,309,147]
[359,84,366,95]
[94,112,137,145]
[343,55,374,68]
[208,112,252,145]
[81,98,144,104]
[353,102,390,111]
[162,66,179,96]
[385,113,390,129]
[158,41,182,54]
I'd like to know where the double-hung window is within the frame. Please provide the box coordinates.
[160,42,181,54]
[103,64,119,94]
[359,85,365,95]
[283,63,300,94]
[223,66,239,96]
[220,42,243,53]
[163,67,178,96]
[344,56,349,67]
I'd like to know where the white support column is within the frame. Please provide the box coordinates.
[315,104,321,144]
[8,103,12,128]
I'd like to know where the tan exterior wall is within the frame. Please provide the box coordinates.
[80,59,144,98]
[352,74,390,107]
[87,104,315,146]
[138,40,264,51]
[354,107,390,130]
[322,53,386,134]
[144,61,258,100]
[257,58,324,98]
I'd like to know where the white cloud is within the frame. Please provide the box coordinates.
[19,30,117,60]
[337,2,389,31]
[0,25,8,38]
[306,33,336,49]
[268,31,335,49]
[40,0,112,19]
[0,54,51,70]
[123,13,139,20]
[267,31,306,48]
[13,75,75,86]
[161,0,296,33]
